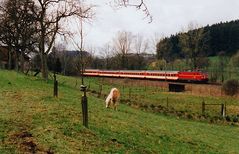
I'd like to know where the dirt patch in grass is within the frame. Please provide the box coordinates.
[7,129,54,154]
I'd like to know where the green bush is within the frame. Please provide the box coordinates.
[222,79,239,96]
[225,115,231,122]
[232,116,239,123]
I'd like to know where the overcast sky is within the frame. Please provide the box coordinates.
[67,0,239,53]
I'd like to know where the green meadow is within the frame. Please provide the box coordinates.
[0,70,239,153]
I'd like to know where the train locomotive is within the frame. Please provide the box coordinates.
[83,69,208,83]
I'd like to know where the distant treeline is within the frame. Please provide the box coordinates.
[156,20,239,62]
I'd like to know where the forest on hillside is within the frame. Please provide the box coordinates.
[156,20,239,70]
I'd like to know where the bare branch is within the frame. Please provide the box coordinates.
[111,0,152,23]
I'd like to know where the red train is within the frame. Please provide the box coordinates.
[83,69,208,83]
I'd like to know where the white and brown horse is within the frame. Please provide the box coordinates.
[105,88,120,110]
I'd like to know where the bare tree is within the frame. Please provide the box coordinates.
[34,0,94,80]
[151,32,163,55]
[0,0,37,71]
[134,34,148,54]
[100,43,113,69]
[112,0,152,23]
[70,15,88,84]
[113,31,133,69]
[133,34,148,69]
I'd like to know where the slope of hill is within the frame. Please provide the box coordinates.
[156,20,239,61]
[0,70,239,153]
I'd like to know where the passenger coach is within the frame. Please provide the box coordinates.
[83,69,208,83]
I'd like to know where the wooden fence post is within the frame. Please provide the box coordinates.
[221,103,225,117]
[98,84,102,98]
[88,81,91,90]
[75,79,78,88]
[224,102,227,116]
[81,85,88,128]
[53,74,58,97]
[122,85,125,99]
[202,101,205,116]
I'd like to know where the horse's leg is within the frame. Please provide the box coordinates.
[106,99,111,108]
[113,100,117,111]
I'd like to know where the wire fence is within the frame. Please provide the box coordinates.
[85,77,239,121]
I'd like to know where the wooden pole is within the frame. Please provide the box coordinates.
[129,88,131,99]
[81,85,88,128]
[202,101,205,116]
[53,74,58,97]
[221,103,225,117]
[98,84,102,98]
[224,102,227,116]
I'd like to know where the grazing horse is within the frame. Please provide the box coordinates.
[105,88,120,110]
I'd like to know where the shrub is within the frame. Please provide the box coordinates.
[225,115,231,122]
[222,79,239,96]
[232,116,239,123]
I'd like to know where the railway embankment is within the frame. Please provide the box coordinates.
[101,77,239,99]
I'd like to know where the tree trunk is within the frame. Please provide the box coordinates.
[20,51,24,72]
[106,58,109,69]
[8,49,12,70]
[15,52,19,71]
[41,52,48,80]
[63,56,67,75]
[121,55,127,69]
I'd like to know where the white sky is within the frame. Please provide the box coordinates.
[66,0,239,54]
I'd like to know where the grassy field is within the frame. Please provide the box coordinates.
[80,77,239,119]
[1,70,239,153]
